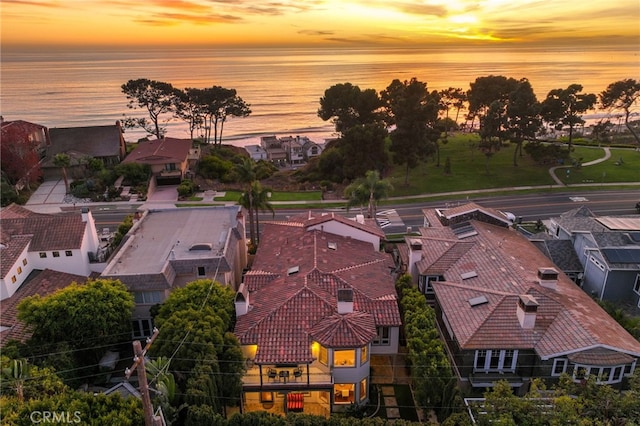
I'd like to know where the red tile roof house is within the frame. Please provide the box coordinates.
[233,212,401,416]
[0,204,104,345]
[398,203,640,396]
[122,137,197,186]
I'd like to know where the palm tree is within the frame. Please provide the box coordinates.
[252,182,274,243]
[234,157,257,244]
[52,153,71,194]
[344,170,393,218]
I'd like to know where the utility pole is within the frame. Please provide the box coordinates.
[126,328,160,426]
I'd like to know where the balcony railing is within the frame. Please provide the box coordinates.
[242,363,333,389]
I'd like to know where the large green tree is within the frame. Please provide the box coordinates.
[121,78,180,139]
[17,279,134,382]
[151,280,243,417]
[334,122,389,179]
[541,83,597,153]
[467,75,519,131]
[599,78,640,144]
[506,78,541,166]
[382,78,440,185]
[318,82,385,135]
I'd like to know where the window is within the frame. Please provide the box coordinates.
[572,364,625,384]
[418,275,439,294]
[197,266,206,277]
[17,267,22,274]
[132,319,153,338]
[360,345,368,365]
[334,349,355,367]
[11,275,17,283]
[165,163,177,171]
[22,258,28,266]
[319,345,328,366]
[260,392,274,403]
[134,291,163,304]
[634,274,640,296]
[334,383,354,404]
[474,349,518,372]
[65,250,72,257]
[52,251,60,257]
[359,378,368,401]
[373,326,390,346]
[39,252,47,258]
[552,358,567,376]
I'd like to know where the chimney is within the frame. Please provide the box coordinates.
[408,238,423,278]
[337,288,353,314]
[235,283,250,317]
[537,267,559,290]
[516,294,538,329]
[356,214,365,224]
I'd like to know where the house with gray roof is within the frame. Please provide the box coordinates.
[398,203,640,396]
[101,206,247,338]
[233,211,401,416]
[546,206,640,308]
[42,122,126,180]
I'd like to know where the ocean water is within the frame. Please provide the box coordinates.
[1,45,638,147]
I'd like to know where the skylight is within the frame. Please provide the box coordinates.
[328,242,337,250]
[287,266,300,276]
[468,295,488,307]
[461,271,478,280]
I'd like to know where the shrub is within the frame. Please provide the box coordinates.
[177,179,196,197]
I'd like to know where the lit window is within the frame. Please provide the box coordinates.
[360,345,368,365]
[65,251,73,257]
[359,378,368,401]
[334,349,355,367]
[334,383,354,404]
[22,258,28,266]
[39,252,47,258]
[319,345,328,366]
[17,267,22,274]
[52,251,60,258]
[11,275,17,283]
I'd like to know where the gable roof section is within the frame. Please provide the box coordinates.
[234,221,400,364]
[122,137,192,165]
[48,124,124,158]
[302,211,385,238]
[420,207,640,360]
[531,239,584,272]
[0,269,89,345]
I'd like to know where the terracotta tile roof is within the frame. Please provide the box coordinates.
[1,207,86,275]
[309,312,376,348]
[122,137,192,165]
[234,221,400,365]
[417,204,640,364]
[0,269,89,346]
[567,347,635,366]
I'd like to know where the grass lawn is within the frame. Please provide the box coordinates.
[559,148,640,185]
[215,190,322,202]
[387,135,556,197]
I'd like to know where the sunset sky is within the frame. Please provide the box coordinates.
[2,0,639,49]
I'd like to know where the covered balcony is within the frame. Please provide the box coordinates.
[242,361,332,391]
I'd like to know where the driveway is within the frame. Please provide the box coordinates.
[146,185,179,202]
[26,179,67,205]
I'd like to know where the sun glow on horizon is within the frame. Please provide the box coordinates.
[1,0,638,49]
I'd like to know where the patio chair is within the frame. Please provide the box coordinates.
[267,368,277,381]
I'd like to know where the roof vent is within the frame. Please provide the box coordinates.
[517,294,538,328]
[537,267,559,290]
[468,295,488,307]
[287,266,300,276]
